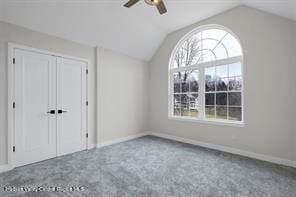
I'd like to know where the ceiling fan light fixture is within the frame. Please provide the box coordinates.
[144,0,160,6]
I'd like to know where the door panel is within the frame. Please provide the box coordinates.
[13,49,57,167]
[57,57,87,156]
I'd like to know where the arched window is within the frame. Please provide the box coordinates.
[169,25,243,125]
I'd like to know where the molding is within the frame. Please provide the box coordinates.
[2,131,294,174]
[8,43,90,63]
[147,132,296,168]
[93,131,296,168]
[0,165,13,174]
[97,133,148,148]
[168,117,245,128]
[88,143,97,150]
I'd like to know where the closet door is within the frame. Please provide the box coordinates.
[57,57,87,156]
[13,49,57,167]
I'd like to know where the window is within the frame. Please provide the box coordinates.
[169,26,243,125]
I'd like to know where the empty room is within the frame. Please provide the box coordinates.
[0,0,295,196]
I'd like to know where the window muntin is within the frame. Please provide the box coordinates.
[172,29,242,68]
[173,70,199,118]
[169,27,243,124]
[204,63,242,121]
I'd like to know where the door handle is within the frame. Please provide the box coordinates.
[47,110,56,114]
[58,109,68,114]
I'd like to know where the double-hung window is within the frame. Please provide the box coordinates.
[169,26,243,126]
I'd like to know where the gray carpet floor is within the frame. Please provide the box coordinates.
[0,135,296,197]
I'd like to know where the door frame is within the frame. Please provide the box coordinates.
[7,43,90,168]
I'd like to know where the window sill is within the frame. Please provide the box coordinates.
[168,117,245,128]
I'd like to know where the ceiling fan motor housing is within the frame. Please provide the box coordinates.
[144,0,159,6]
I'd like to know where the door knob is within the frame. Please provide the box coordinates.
[58,109,68,114]
[47,110,56,114]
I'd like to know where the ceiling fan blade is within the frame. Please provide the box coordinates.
[124,0,141,8]
[156,0,167,15]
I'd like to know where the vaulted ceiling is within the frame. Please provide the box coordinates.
[1,0,295,61]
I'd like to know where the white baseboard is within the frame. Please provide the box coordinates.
[0,165,13,173]
[147,132,296,168]
[97,133,148,148]
[95,131,296,168]
[88,143,97,150]
[1,132,294,174]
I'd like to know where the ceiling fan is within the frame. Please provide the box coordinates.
[124,0,167,15]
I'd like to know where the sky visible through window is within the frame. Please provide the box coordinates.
[173,29,242,68]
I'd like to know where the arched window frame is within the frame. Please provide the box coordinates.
[168,24,244,127]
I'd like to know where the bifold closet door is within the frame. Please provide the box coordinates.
[56,57,87,156]
[13,49,57,167]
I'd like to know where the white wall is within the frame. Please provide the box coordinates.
[0,1,4,22]
[97,47,149,143]
[0,21,97,165]
[148,6,296,161]
[0,21,149,165]
[293,25,296,161]
[0,5,295,166]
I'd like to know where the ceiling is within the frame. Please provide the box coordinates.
[0,0,295,61]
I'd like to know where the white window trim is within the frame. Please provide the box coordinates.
[168,25,244,127]
[168,117,245,128]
